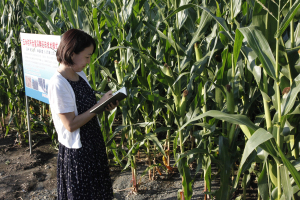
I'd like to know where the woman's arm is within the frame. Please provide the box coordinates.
[58,90,119,132]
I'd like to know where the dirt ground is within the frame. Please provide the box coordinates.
[0,130,260,200]
[0,132,57,200]
[0,131,209,200]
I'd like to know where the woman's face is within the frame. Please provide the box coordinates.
[71,45,94,72]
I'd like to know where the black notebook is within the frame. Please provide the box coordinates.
[90,87,127,114]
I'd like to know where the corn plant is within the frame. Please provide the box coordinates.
[0,0,29,142]
[179,1,300,199]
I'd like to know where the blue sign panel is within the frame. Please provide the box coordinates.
[20,33,61,104]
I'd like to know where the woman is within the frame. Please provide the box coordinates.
[48,29,118,200]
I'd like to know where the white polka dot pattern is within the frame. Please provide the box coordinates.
[57,76,113,200]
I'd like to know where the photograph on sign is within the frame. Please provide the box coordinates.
[20,33,61,104]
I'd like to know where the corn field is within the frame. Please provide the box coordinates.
[2,0,300,199]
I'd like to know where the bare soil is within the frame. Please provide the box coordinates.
[0,133,57,200]
[0,131,208,200]
[0,130,259,200]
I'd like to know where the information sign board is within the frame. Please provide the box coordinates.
[20,33,61,104]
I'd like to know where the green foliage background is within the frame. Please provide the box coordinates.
[1,0,300,199]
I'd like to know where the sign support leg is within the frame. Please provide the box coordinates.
[25,95,32,154]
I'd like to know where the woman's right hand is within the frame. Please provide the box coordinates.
[101,90,113,102]
[99,90,119,111]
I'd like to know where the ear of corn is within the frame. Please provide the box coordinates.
[215,87,223,110]
[228,124,235,146]
[180,90,188,117]
[194,43,202,61]
[225,84,234,114]
[98,77,107,92]
[114,60,123,85]
[162,63,174,78]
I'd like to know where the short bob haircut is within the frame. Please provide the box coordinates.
[56,29,96,66]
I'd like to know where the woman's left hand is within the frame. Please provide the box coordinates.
[105,100,119,111]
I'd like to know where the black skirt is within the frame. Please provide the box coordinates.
[57,76,113,200]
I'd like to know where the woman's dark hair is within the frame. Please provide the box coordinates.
[56,29,96,65]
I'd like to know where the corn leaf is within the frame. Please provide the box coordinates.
[78,7,89,33]
[238,26,276,80]
[119,0,134,26]
[279,37,293,81]
[180,148,208,159]
[153,127,173,134]
[278,145,300,188]
[143,21,186,56]
[108,108,117,132]
[144,133,166,157]
[204,164,211,196]
[24,0,46,21]
[177,0,189,29]
[71,0,78,11]
[110,141,125,168]
[280,165,293,200]
[257,162,269,200]
[216,136,231,199]
[251,0,277,51]
[188,50,217,92]
[0,64,11,78]
[186,10,212,53]
[164,4,194,21]
[93,8,101,43]
[234,128,273,188]
[275,0,300,38]
[182,159,193,200]
[180,110,259,132]
[106,125,128,146]
[89,54,96,89]
[233,0,242,18]
[25,16,46,34]
[124,141,140,158]
[63,1,77,28]
[295,21,300,46]
[93,46,127,64]
[239,125,253,139]
[7,49,15,66]
[233,29,244,70]
[193,4,233,41]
